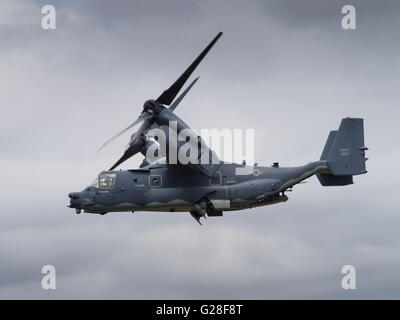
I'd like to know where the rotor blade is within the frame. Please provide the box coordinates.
[130,116,152,144]
[169,77,199,112]
[109,136,146,170]
[109,151,132,171]
[97,113,151,151]
[156,32,222,106]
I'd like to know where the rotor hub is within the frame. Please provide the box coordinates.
[143,99,163,115]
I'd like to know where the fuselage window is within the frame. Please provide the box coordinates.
[149,175,162,187]
[99,173,116,189]
[209,171,222,185]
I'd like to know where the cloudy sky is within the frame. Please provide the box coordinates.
[0,0,399,299]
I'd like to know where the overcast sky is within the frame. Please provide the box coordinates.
[0,0,399,299]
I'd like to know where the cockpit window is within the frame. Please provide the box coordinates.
[91,177,99,189]
[99,173,116,189]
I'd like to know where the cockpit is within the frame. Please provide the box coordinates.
[91,173,117,190]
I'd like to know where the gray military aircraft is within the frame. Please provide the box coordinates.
[68,32,368,224]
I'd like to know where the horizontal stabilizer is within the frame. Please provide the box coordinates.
[317,174,353,186]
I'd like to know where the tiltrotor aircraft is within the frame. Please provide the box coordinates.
[68,32,368,224]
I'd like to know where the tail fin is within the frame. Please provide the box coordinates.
[317,118,368,186]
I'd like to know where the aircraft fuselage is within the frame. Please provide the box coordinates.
[68,161,329,217]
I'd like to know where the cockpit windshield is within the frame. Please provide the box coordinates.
[91,177,99,188]
[99,173,116,189]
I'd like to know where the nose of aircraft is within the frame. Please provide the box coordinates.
[68,189,96,214]
[68,192,83,213]
[68,192,81,200]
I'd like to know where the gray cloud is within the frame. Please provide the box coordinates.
[0,0,399,299]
